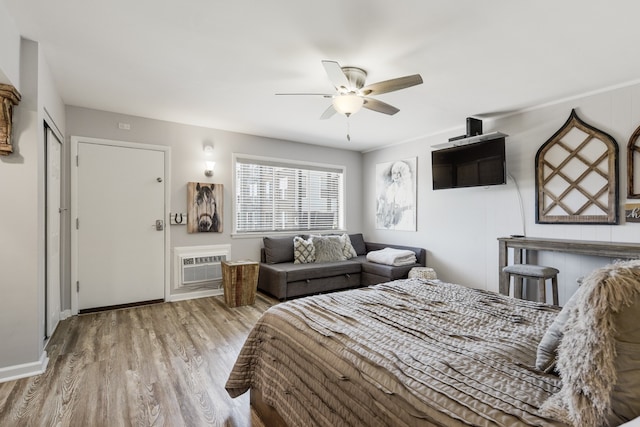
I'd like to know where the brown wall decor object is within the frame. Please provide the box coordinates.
[187,182,224,233]
[535,109,618,224]
[627,124,640,198]
[0,83,22,156]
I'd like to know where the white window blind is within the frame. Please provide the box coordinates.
[235,156,344,233]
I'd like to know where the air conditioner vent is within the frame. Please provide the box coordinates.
[174,245,231,290]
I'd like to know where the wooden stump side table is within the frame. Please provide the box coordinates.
[222,260,259,307]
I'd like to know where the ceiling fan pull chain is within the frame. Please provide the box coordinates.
[346,118,351,141]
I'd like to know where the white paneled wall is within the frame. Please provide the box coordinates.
[364,82,640,306]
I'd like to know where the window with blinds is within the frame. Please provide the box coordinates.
[234,156,344,233]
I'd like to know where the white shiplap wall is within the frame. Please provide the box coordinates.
[363,83,640,306]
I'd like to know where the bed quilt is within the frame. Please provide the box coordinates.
[226,278,568,426]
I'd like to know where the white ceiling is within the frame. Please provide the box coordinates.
[5,0,640,152]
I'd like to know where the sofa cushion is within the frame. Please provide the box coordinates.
[610,294,640,425]
[358,256,417,280]
[348,233,367,256]
[312,235,347,263]
[293,236,315,264]
[341,234,358,259]
[264,236,295,264]
[540,259,640,426]
[536,289,580,372]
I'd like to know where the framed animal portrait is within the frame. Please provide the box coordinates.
[187,182,223,233]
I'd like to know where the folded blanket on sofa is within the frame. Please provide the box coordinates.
[366,247,417,266]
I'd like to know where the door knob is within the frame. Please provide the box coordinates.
[155,220,164,231]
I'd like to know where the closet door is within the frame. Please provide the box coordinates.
[45,125,62,338]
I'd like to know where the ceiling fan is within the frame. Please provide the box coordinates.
[277,60,423,120]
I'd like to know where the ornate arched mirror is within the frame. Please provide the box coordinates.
[627,125,640,198]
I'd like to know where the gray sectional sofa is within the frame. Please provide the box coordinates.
[257,233,426,300]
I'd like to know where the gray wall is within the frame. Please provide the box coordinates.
[64,106,364,309]
[364,83,640,305]
[0,29,66,373]
[0,0,19,85]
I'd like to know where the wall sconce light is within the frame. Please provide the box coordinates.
[204,143,215,177]
[205,161,216,177]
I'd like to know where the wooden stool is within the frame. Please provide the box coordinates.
[502,264,559,305]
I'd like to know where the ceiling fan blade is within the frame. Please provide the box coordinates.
[320,104,337,120]
[322,60,350,91]
[276,93,333,97]
[363,98,399,115]
[361,74,423,96]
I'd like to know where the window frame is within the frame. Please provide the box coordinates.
[232,153,346,237]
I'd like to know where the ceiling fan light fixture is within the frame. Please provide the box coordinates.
[332,94,364,117]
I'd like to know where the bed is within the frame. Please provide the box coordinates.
[226,261,640,427]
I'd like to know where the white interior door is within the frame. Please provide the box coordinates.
[46,126,62,337]
[76,141,166,311]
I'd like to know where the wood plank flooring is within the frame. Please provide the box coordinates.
[0,293,277,427]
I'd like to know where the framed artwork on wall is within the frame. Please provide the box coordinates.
[375,157,417,231]
[535,109,618,224]
[187,182,223,233]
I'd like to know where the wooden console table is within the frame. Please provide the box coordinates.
[498,237,640,295]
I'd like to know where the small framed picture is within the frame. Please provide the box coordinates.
[625,203,640,223]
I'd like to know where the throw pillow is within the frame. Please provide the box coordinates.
[609,293,640,426]
[535,289,581,372]
[293,236,315,264]
[540,259,640,427]
[263,236,295,264]
[312,235,346,263]
[340,234,358,259]
[348,233,367,255]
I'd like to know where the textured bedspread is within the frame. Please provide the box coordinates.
[226,279,568,426]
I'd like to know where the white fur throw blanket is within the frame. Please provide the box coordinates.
[365,247,416,266]
[540,259,640,427]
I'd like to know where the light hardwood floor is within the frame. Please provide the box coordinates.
[0,293,277,427]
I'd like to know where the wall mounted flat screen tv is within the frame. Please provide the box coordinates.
[432,137,506,190]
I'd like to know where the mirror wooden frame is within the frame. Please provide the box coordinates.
[535,109,619,224]
[627,124,640,198]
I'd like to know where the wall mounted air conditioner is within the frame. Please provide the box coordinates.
[173,245,231,290]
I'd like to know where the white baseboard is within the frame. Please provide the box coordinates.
[0,351,49,384]
[167,288,223,302]
[59,309,72,321]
